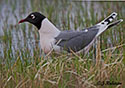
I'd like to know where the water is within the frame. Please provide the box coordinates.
[0,0,124,59]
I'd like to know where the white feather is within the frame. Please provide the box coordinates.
[96,22,108,37]
[39,18,61,53]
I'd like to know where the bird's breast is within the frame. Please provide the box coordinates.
[40,36,54,53]
[40,36,61,54]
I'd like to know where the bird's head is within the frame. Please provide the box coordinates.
[18,12,46,29]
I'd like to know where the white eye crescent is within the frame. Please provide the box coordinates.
[31,14,35,19]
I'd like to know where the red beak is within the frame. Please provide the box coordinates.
[18,19,26,24]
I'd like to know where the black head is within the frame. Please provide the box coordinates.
[19,12,46,29]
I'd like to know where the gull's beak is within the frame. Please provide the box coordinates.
[18,18,27,24]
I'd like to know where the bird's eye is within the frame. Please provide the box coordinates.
[31,14,35,19]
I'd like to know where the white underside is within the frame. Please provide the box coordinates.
[39,35,61,53]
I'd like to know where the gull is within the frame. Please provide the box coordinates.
[19,12,123,54]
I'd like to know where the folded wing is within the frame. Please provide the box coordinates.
[55,26,99,52]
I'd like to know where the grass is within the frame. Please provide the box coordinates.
[0,0,125,88]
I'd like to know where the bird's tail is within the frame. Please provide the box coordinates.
[96,12,123,37]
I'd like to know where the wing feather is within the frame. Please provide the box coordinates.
[55,26,99,52]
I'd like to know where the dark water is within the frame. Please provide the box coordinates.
[0,0,124,59]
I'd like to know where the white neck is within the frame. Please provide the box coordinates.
[39,18,60,37]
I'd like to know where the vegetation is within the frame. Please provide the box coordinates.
[0,0,124,88]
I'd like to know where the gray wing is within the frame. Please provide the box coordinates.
[55,26,99,52]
